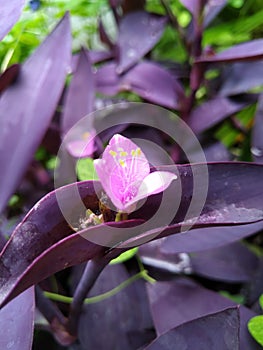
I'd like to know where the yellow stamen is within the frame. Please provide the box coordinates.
[119,159,126,167]
[119,151,128,157]
[109,150,117,157]
[82,132,90,140]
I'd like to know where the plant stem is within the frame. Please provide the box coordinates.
[66,257,110,336]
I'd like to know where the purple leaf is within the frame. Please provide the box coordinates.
[219,61,263,96]
[160,221,263,254]
[0,0,26,41]
[252,94,263,163]
[0,64,20,94]
[145,307,239,350]
[204,0,227,27]
[0,13,71,213]
[190,242,259,282]
[62,48,94,136]
[116,11,167,73]
[179,0,204,18]
[146,278,261,349]
[188,95,255,133]
[196,39,263,63]
[76,264,154,349]
[0,287,34,350]
[96,61,183,109]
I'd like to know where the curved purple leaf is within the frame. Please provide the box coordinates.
[0,287,34,350]
[0,0,25,41]
[146,278,260,349]
[219,61,263,97]
[146,307,239,350]
[204,0,227,27]
[1,163,263,308]
[190,242,259,282]
[96,61,183,109]
[188,95,255,134]
[116,11,167,73]
[62,48,94,136]
[0,13,71,213]
[0,64,20,94]
[196,39,263,63]
[252,94,263,163]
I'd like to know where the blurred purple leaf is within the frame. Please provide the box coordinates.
[196,39,263,63]
[204,0,227,27]
[0,287,34,350]
[179,0,203,18]
[0,13,71,214]
[0,64,20,94]
[219,61,263,96]
[146,307,239,350]
[61,48,94,136]
[77,264,154,349]
[252,94,263,163]
[0,0,25,41]
[147,278,261,349]
[116,11,167,73]
[188,95,255,133]
[96,61,183,109]
[190,242,259,282]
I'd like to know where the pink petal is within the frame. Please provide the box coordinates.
[66,129,96,158]
[126,171,177,209]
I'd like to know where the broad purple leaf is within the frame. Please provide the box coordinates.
[161,221,263,254]
[62,48,94,136]
[0,64,20,94]
[147,278,261,349]
[1,162,263,307]
[252,94,263,163]
[96,61,183,109]
[219,61,263,96]
[0,287,34,350]
[77,264,154,350]
[116,11,167,73]
[196,39,263,63]
[188,95,255,133]
[0,0,25,41]
[145,307,239,350]
[0,14,71,214]
[190,242,259,282]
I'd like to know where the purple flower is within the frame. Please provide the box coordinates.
[66,129,96,158]
[94,134,177,213]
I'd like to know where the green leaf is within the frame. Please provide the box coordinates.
[248,315,263,347]
[259,294,263,310]
[110,248,138,265]
[76,157,98,181]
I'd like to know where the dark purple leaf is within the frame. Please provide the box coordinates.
[96,61,183,109]
[116,11,167,73]
[0,14,71,213]
[145,307,239,350]
[1,162,263,307]
[219,61,263,96]
[0,0,25,41]
[197,39,263,63]
[61,48,94,136]
[188,95,255,133]
[161,221,263,254]
[190,242,259,282]
[146,278,261,349]
[77,264,154,350]
[0,64,20,94]
[252,94,263,163]
[0,287,34,350]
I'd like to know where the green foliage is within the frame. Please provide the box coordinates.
[248,294,263,347]
[76,157,99,181]
[110,248,138,265]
